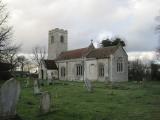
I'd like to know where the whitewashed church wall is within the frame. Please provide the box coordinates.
[58,62,67,80]
[97,59,109,82]
[57,58,110,82]
[67,61,83,81]
[85,59,98,81]
[47,70,58,80]
[57,58,85,81]
[111,46,128,82]
[85,58,110,82]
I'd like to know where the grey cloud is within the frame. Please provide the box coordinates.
[5,0,160,53]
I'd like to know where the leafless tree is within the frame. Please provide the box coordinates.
[32,46,46,68]
[17,55,28,72]
[3,45,21,70]
[0,0,20,62]
[32,46,46,79]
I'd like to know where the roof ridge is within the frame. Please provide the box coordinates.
[62,47,88,53]
[96,45,118,49]
[86,45,119,59]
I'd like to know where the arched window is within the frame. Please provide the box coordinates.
[117,57,123,72]
[61,67,65,77]
[60,35,64,43]
[99,63,104,77]
[76,64,83,76]
[51,36,54,44]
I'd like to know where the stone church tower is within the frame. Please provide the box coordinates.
[48,28,68,60]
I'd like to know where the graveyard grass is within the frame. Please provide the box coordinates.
[8,79,160,120]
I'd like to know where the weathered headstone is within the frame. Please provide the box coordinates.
[84,79,93,92]
[0,78,21,119]
[34,79,41,95]
[38,79,44,86]
[40,91,51,114]
[25,79,29,88]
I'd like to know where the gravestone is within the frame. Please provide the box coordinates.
[25,79,29,88]
[84,79,93,92]
[40,91,51,114]
[34,79,41,95]
[38,79,44,86]
[47,79,53,85]
[0,78,21,119]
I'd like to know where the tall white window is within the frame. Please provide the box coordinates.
[76,64,83,76]
[61,67,65,77]
[117,57,123,72]
[99,63,104,77]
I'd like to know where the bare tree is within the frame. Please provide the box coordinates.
[32,46,46,68]
[3,45,21,70]
[0,0,20,62]
[17,55,28,72]
[32,46,46,79]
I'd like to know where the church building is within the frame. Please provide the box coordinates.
[40,28,128,82]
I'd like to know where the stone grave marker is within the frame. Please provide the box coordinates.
[25,79,29,88]
[38,79,44,86]
[34,79,41,95]
[0,78,21,119]
[40,91,51,114]
[84,78,93,92]
[47,79,53,85]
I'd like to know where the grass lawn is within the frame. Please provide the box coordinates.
[3,78,160,120]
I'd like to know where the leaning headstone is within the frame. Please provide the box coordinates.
[34,79,41,95]
[84,79,93,92]
[40,91,51,114]
[0,78,21,119]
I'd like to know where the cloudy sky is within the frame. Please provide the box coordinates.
[5,0,160,60]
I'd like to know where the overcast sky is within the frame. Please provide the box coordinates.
[5,0,160,58]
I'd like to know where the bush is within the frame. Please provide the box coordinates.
[151,63,160,81]
[0,62,12,80]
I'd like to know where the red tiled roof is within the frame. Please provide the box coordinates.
[56,44,118,60]
[86,46,118,59]
[43,60,58,70]
[56,43,95,60]
[56,48,89,60]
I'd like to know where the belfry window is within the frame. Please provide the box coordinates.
[117,57,123,72]
[61,67,65,77]
[99,63,104,77]
[76,64,83,76]
[60,35,64,43]
[51,36,54,44]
